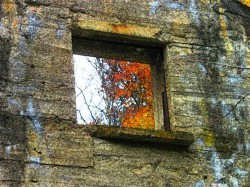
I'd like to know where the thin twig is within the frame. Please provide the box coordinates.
[76,84,97,124]
[208,92,250,125]
[76,109,88,124]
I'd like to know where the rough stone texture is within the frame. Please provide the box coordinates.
[26,123,94,168]
[0,0,250,186]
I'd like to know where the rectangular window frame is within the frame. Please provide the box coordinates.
[72,35,170,131]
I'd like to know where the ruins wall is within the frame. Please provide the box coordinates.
[0,0,249,186]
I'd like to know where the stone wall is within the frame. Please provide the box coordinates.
[0,0,249,186]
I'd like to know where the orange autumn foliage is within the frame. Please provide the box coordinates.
[103,59,155,129]
[122,106,155,129]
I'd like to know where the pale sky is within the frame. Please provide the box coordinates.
[73,55,106,124]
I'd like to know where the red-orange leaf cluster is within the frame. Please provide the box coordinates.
[101,59,155,129]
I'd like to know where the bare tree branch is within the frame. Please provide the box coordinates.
[76,84,99,125]
[76,109,88,124]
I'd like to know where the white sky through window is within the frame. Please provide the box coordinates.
[73,54,106,124]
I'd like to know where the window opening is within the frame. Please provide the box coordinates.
[73,37,169,130]
[74,55,155,129]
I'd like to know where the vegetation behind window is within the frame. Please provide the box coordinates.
[74,55,155,129]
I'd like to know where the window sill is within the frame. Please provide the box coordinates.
[83,126,194,147]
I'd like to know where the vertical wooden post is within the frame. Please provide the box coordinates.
[162,90,170,131]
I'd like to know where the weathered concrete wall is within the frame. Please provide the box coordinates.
[0,0,249,186]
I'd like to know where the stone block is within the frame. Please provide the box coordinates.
[26,123,94,168]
